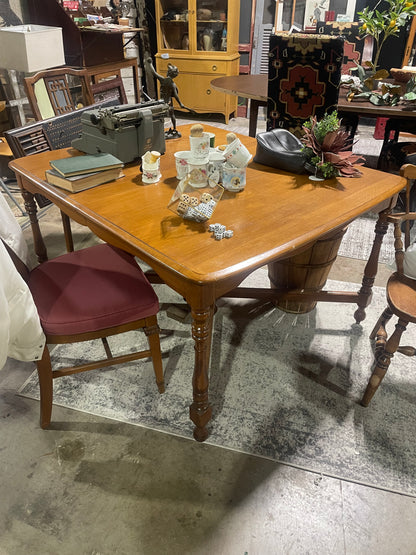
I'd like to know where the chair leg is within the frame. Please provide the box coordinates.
[36,345,53,428]
[144,316,165,393]
[361,317,408,406]
[369,306,392,340]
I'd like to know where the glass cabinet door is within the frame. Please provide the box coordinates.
[158,0,190,51]
[196,0,228,52]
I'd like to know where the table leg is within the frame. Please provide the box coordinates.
[249,100,260,138]
[354,211,390,323]
[189,303,215,442]
[20,182,48,263]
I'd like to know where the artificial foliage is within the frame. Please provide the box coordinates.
[302,112,365,179]
[344,0,416,105]
[358,0,416,70]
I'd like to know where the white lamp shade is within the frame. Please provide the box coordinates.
[0,25,65,73]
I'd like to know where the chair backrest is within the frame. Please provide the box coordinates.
[4,98,119,158]
[24,66,95,121]
[91,74,127,105]
[267,32,344,137]
[4,98,118,212]
[316,22,365,75]
[397,163,416,253]
[383,164,416,277]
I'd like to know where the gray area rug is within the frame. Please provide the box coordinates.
[338,212,395,264]
[19,273,416,497]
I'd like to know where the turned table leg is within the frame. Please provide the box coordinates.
[189,303,215,442]
[19,180,48,263]
[354,211,389,324]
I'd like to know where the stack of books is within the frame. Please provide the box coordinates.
[45,153,124,193]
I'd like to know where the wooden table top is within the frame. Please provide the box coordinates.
[9,124,405,294]
[211,74,416,120]
[337,95,416,119]
[211,75,268,102]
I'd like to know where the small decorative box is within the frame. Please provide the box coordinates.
[168,174,224,222]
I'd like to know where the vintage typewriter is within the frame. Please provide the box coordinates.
[71,100,170,163]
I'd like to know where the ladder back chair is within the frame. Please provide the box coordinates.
[24,66,95,121]
[361,163,416,405]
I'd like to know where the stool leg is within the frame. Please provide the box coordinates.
[361,317,408,406]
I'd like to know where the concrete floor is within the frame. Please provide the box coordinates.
[1,115,416,554]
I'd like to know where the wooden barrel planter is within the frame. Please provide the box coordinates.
[268,227,347,314]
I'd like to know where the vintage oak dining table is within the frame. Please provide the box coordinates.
[9,124,406,441]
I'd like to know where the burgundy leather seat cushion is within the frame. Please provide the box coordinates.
[29,243,159,336]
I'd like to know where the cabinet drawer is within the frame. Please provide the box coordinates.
[173,73,225,112]
[157,57,228,75]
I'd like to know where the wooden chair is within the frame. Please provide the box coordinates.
[361,163,416,406]
[24,67,95,121]
[91,75,128,105]
[2,237,165,429]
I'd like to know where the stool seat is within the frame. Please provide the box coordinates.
[0,137,13,158]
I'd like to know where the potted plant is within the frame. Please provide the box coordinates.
[344,0,416,104]
[301,112,365,179]
[358,0,416,70]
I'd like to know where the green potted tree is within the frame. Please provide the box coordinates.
[344,0,416,104]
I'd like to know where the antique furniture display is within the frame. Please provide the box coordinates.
[26,0,143,104]
[9,124,406,441]
[267,32,344,138]
[361,163,416,406]
[3,238,164,429]
[153,0,240,122]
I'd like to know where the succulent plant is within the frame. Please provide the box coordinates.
[302,112,365,179]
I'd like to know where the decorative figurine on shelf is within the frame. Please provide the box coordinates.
[146,57,196,139]
[109,0,131,23]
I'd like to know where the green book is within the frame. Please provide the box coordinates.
[49,153,124,177]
